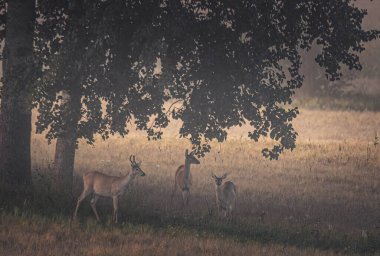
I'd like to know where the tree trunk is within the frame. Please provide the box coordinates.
[53,90,81,195]
[300,45,327,97]
[0,0,35,186]
[52,1,86,195]
[54,134,77,195]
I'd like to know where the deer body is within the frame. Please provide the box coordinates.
[82,171,134,197]
[171,149,200,205]
[74,155,145,223]
[212,173,236,218]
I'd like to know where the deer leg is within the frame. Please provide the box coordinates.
[74,189,91,219]
[217,204,222,220]
[112,196,119,223]
[186,191,190,206]
[227,207,232,221]
[229,207,233,221]
[90,195,101,222]
[171,182,178,199]
[226,205,231,219]
[231,204,236,221]
[182,190,190,206]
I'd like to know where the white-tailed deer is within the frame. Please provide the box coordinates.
[73,155,145,223]
[171,149,200,206]
[211,173,236,219]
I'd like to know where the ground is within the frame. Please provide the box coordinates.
[1,108,380,255]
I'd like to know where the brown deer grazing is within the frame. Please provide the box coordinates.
[73,155,145,223]
[171,149,200,206]
[211,173,236,219]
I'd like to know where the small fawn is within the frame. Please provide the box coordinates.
[211,173,236,219]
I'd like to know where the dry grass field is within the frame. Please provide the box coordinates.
[1,108,380,255]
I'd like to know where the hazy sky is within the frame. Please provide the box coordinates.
[357,1,380,29]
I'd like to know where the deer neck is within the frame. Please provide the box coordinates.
[120,172,135,189]
[184,159,192,181]
[215,184,228,207]
[215,184,224,198]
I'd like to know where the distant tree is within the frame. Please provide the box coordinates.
[0,0,36,186]
[297,2,380,96]
[299,45,327,96]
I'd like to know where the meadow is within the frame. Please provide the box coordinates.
[1,108,380,255]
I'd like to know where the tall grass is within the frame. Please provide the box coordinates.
[1,109,380,255]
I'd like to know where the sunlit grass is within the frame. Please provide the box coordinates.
[1,108,380,255]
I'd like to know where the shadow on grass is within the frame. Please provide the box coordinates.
[122,209,379,254]
[1,182,379,255]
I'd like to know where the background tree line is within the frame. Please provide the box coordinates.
[299,1,380,97]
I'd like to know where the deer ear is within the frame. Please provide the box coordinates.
[222,173,228,179]
[185,149,188,156]
[211,173,216,179]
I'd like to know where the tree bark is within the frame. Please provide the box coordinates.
[0,0,35,186]
[54,134,77,194]
[300,45,326,96]
[53,90,81,195]
[52,1,86,195]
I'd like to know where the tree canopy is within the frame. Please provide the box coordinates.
[3,0,379,160]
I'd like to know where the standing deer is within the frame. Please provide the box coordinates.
[73,155,145,223]
[171,149,200,206]
[211,173,236,219]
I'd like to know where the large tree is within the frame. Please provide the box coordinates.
[146,0,380,157]
[11,0,378,191]
[34,0,166,192]
[0,0,36,186]
[36,1,100,193]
